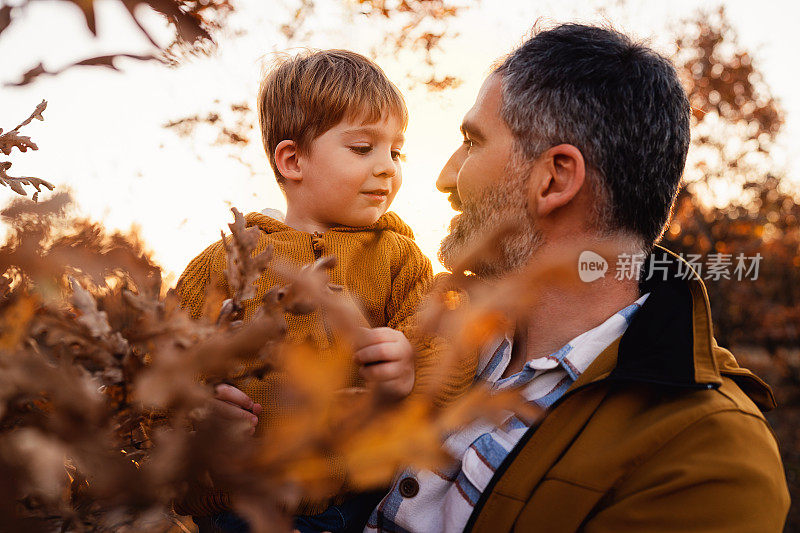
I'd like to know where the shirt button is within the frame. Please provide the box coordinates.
[399,477,419,498]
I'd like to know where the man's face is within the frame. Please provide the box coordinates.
[437,74,543,277]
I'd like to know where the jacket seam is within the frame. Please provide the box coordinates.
[714,381,769,416]
[538,476,606,493]
[608,406,772,494]
[489,490,527,503]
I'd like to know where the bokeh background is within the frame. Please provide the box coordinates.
[2,0,798,529]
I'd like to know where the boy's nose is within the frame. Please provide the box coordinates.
[373,154,397,177]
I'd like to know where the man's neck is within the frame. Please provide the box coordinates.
[501,234,644,378]
[504,280,640,378]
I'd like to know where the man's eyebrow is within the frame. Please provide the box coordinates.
[460,120,484,140]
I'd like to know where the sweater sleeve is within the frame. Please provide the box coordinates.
[174,239,229,320]
[385,237,476,408]
[172,240,235,517]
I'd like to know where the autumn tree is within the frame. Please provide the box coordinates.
[664,7,799,353]
[663,8,799,528]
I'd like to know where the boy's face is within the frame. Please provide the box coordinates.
[293,114,405,229]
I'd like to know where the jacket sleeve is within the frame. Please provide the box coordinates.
[580,409,790,533]
[385,238,476,408]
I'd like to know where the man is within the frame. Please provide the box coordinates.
[365,24,789,532]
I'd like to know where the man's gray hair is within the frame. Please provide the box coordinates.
[494,24,691,249]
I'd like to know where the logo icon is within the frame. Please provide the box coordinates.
[578,251,608,282]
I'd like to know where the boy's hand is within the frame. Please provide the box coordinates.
[353,327,415,402]
[211,384,263,436]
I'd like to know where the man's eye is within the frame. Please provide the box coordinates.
[350,146,371,154]
[462,138,474,150]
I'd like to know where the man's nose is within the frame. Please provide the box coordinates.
[437,145,465,192]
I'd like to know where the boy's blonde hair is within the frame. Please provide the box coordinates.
[258,49,409,184]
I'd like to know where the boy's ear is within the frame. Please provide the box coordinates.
[274,140,302,182]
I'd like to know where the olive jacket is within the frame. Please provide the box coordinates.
[467,247,790,533]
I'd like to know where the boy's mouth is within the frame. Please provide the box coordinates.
[360,189,390,201]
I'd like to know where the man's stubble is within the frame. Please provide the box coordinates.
[438,154,544,278]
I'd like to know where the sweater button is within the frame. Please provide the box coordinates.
[311,237,324,255]
[399,477,419,498]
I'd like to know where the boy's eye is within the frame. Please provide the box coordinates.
[350,145,372,154]
[391,150,406,162]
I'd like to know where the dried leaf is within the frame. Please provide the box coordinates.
[0,100,52,198]
[0,293,37,351]
[0,5,11,36]
[1,190,69,219]
[2,428,68,501]
[66,0,98,34]
[0,100,47,155]
[220,207,273,320]
[70,277,112,338]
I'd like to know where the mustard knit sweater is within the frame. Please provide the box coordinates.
[173,211,475,516]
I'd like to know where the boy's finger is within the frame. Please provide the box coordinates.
[212,399,259,426]
[359,360,405,382]
[354,343,401,365]
[352,327,399,350]
[214,383,256,411]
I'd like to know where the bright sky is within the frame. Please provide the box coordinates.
[1,0,798,281]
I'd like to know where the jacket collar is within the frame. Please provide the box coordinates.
[572,245,776,411]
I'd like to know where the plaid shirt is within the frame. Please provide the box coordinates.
[365,294,650,533]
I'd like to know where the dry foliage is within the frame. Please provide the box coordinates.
[354,0,467,91]
[1,0,233,86]
[0,100,54,200]
[269,0,469,91]
[0,194,552,531]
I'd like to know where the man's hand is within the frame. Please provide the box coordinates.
[211,384,263,435]
[353,327,415,402]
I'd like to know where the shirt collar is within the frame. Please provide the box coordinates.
[525,294,650,380]
[479,294,650,384]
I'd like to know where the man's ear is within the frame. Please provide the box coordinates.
[528,144,586,218]
[274,140,302,182]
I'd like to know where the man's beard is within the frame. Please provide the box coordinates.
[438,158,544,279]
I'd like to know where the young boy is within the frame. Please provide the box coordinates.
[174,50,474,529]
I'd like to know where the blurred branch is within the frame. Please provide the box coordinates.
[276,0,471,91]
[7,55,159,87]
[0,100,54,199]
[357,0,470,91]
[1,0,234,86]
